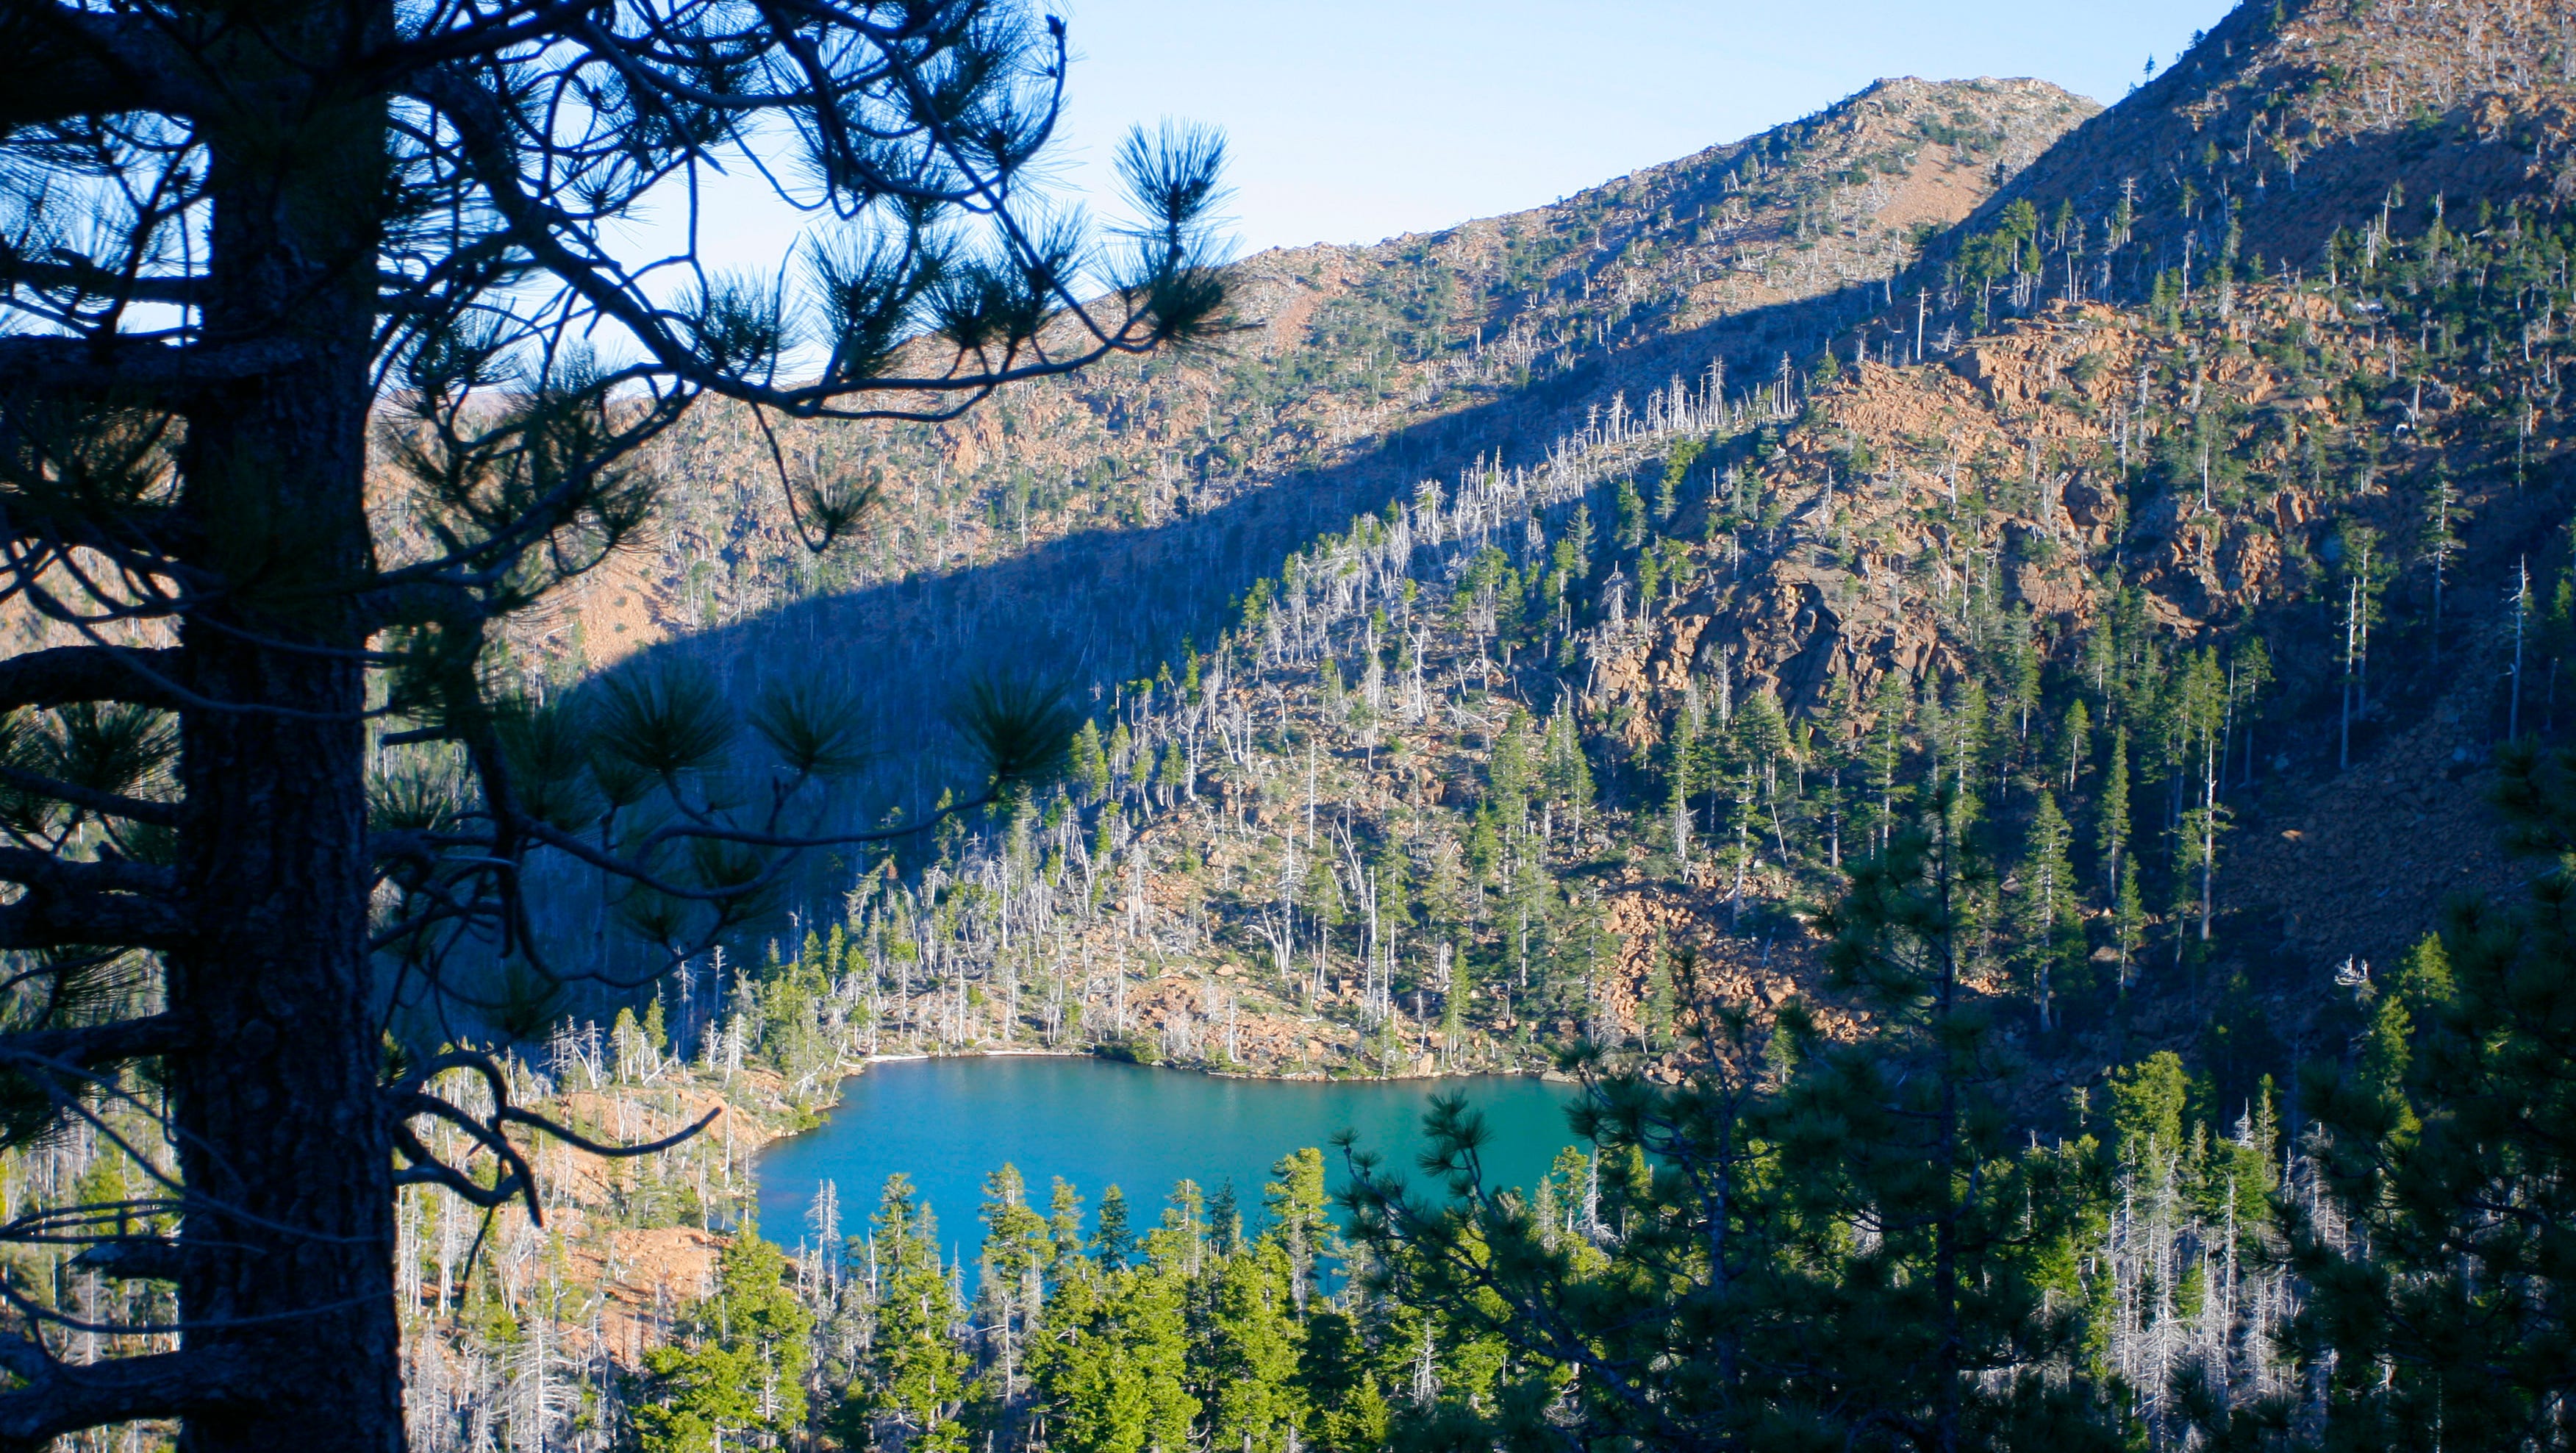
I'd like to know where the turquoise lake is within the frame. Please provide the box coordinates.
[755,1055,1583,1252]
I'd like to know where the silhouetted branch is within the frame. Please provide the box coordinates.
[0,880,189,951]
[388,1049,722,1227]
[0,337,307,399]
[0,1344,266,1452]
[0,646,187,713]
[0,3,216,127]
[0,1013,187,1072]
[0,765,179,825]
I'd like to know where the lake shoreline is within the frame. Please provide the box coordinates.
[832,1042,1577,1088]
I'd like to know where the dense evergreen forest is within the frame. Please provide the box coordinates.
[6,0,2576,1448]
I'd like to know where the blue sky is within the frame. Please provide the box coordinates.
[630,0,2241,284]
[1042,0,2241,253]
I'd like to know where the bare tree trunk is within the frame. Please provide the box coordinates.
[2200,745,2218,943]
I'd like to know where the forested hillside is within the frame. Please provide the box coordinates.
[473,0,2576,1091]
[1944,0,2576,282]
[10,0,2576,1449]
[484,76,2092,690]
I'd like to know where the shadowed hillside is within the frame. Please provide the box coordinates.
[490,78,2094,685]
[532,1,2576,1101]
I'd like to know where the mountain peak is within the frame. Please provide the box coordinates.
[1957,0,2576,274]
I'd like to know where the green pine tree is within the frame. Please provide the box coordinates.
[2016,790,2082,1029]
[2292,751,2576,1446]
[1189,1238,1306,1453]
[635,1221,812,1453]
[1026,1252,1198,1453]
[1046,1177,1089,1271]
[840,1176,978,1452]
[1095,1184,1138,1268]
[1794,788,2119,1449]
[980,1163,1052,1282]
[1262,1148,1333,1310]
[1614,472,1647,551]
[2097,727,2133,901]
[2112,860,2146,993]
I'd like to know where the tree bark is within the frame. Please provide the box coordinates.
[165,5,402,1446]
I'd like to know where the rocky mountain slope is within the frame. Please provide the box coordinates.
[395,1,2576,1118]
[1935,0,2576,299]
[338,7,2576,1448]
[493,76,2094,684]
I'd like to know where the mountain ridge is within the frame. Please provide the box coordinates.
[469,74,2095,694]
[363,8,2576,1441]
[1935,0,2576,297]
[386,2,2576,1112]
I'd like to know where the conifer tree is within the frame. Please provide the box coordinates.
[1342,1017,1793,1451]
[1945,679,1992,823]
[1442,949,1472,1061]
[635,1224,812,1453]
[1641,945,1677,1052]
[1263,1148,1333,1310]
[1614,474,1649,551]
[1543,703,1597,835]
[979,1163,1053,1380]
[1095,1185,1139,1268]
[2113,862,2147,993]
[2005,612,2044,741]
[2015,790,2081,1029]
[1027,1227,1199,1453]
[844,1175,978,1452]
[1864,669,1914,856]
[2292,743,2576,1449]
[1047,1178,1090,1271]
[0,0,1230,1438]
[1073,721,1114,803]
[1489,710,1536,832]
[1189,1239,1306,1453]
[1345,793,2129,1452]
[1795,789,2117,1451]
[2097,727,2135,899]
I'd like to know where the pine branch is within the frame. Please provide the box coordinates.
[0,767,179,828]
[0,337,307,399]
[349,579,493,633]
[407,65,1211,423]
[0,1344,266,1452]
[350,0,606,76]
[387,1049,720,1227]
[494,1101,719,1160]
[0,1013,188,1073]
[0,251,203,306]
[0,646,187,713]
[0,871,189,952]
[0,849,172,898]
[68,1236,183,1281]
[0,3,214,127]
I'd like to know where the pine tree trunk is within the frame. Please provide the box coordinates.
[168,6,402,1443]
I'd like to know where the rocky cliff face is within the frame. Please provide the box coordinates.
[1582,269,2558,979]
[1622,291,2369,729]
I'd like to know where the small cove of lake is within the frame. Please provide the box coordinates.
[755,1055,1581,1249]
